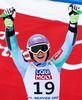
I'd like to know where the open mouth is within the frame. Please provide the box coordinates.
[37,56,44,59]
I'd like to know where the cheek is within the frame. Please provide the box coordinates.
[44,53,47,59]
[33,55,37,60]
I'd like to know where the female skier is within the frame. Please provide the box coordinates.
[1,4,80,100]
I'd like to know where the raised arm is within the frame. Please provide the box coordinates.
[50,4,80,70]
[2,7,28,78]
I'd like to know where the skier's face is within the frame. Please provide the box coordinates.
[33,51,47,63]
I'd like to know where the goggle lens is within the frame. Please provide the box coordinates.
[29,44,49,54]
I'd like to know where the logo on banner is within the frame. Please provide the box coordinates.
[0,31,31,60]
[35,69,52,80]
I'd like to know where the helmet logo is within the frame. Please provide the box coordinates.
[33,36,42,41]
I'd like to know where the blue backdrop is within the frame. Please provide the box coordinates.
[50,0,82,4]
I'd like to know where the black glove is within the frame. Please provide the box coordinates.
[68,4,80,23]
[3,7,16,28]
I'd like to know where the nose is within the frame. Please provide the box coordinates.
[38,50,43,54]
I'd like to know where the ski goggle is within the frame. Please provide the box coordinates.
[28,43,50,54]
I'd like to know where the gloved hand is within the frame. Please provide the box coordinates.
[3,7,16,28]
[68,4,80,23]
